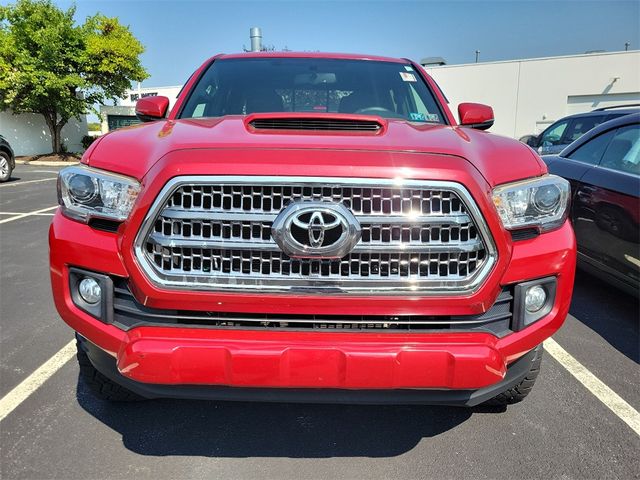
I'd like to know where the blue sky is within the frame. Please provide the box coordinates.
[38,0,640,88]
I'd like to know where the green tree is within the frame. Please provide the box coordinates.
[0,0,148,153]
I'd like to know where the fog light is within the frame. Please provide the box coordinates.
[78,277,102,304]
[525,285,547,313]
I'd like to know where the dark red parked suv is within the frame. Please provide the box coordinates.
[50,53,576,406]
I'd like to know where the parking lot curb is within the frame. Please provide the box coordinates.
[15,159,80,166]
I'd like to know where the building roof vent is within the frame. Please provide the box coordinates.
[420,57,447,67]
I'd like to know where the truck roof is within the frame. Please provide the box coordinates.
[216,51,408,63]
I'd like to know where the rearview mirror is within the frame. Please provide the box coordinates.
[458,103,494,130]
[294,73,337,85]
[135,96,170,122]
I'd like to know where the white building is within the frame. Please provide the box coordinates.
[100,85,182,134]
[423,50,640,139]
[0,110,88,156]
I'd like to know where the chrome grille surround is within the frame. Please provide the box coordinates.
[134,176,497,295]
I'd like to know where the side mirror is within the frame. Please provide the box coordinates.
[135,96,170,122]
[519,135,540,148]
[458,102,494,130]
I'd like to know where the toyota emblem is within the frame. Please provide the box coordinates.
[271,202,361,259]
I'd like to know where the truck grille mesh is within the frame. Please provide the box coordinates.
[145,248,485,279]
[112,279,513,336]
[135,177,496,294]
[166,184,465,215]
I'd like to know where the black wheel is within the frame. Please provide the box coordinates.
[0,151,12,182]
[483,344,543,406]
[76,340,145,402]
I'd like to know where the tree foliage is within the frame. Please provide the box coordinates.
[0,0,148,153]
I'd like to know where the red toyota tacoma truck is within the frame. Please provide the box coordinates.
[50,53,576,406]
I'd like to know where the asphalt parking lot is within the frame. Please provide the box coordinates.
[1,164,638,480]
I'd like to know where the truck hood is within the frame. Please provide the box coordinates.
[86,116,545,187]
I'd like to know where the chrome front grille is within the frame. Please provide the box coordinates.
[134,176,497,295]
[165,184,466,216]
[144,250,486,279]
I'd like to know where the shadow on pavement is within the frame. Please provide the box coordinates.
[570,270,639,363]
[75,376,501,458]
[1,176,22,184]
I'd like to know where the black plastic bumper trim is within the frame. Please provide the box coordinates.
[69,268,114,323]
[512,276,557,331]
[111,278,514,336]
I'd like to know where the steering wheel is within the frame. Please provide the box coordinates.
[355,107,405,119]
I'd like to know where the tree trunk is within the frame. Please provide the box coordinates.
[42,112,66,154]
[54,122,64,153]
[43,113,57,154]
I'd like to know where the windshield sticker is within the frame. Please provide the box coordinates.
[409,112,426,121]
[426,113,440,122]
[403,65,414,71]
[399,72,417,82]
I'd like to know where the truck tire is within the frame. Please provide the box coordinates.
[76,340,145,402]
[484,344,543,406]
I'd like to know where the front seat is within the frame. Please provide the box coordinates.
[245,89,284,113]
[602,138,632,171]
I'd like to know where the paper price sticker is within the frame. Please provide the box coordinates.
[399,72,417,82]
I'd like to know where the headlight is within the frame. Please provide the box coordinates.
[492,175,570,232]
[57,166,140,222]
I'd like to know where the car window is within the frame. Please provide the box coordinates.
[562,115,605,143]
[567,129,616,165]
[406,84,432,119]
[179,58,446,123]
[606,113,625,120]
[541,120,569,147]
[600,124,640,176]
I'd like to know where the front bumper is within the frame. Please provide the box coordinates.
[50,206,575,395]
[78,333,538,406]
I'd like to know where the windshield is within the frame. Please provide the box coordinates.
[178,58,446,123]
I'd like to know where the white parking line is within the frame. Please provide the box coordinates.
[544,337,640,436]
[0,340,76,423]
[0,206,57,224]
[0,177,56,188]
[0,211,55,216]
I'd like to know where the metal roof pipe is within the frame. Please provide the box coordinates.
[250,27,262,52]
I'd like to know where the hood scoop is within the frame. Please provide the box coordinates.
[246,114,385,133]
